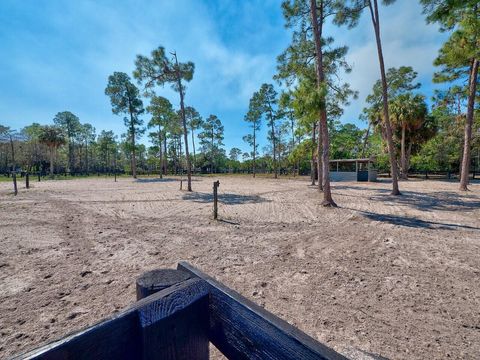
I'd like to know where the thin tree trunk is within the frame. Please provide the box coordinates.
[68,140,73,174]
[310,0,335,206]
[163,136,168,175]
[173,53,192,191]
[406,142,412,174]
[369,0,400,195]
[270,115,277,179]
[400,122,407,179]
[9,136,14,168]
[317,122,323,192]
[460,58,479,191]
[191,128,196,171]
[253,125,256,178]
[130,122,137,179]
[361,123,371,158]
[311,122,316,186]
[49,147,54,176]
[210,129,214,174]
[10,136,17,195]
[291,116,296,176]
[127,94,138,179]
[178,135,183,174]
[158,125,163,179]
[85,141,89,174]
[114,150,117,182]
[173,137,178,175]
[77,143,82,175]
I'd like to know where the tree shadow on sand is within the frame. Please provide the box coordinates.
[182,191,270,205]
[347,209,480,231]
[371,191,480,212]
[135,178,179,183]
[334,185,480,212]
[135,178,201,183]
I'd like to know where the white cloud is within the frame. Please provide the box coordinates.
[1,0,284,146]
[332,1,448,126]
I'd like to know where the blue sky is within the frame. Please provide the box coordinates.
[0,0,448,153]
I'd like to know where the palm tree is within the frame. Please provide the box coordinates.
[39,126,66,176]
[390,94,428,179]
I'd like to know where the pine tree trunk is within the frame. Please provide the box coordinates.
[50,147,54,176]
[163,136,168,175]
[317,121,323,192]
[174,54,192,191]
[191,128,196,171]
[253,126,256,178]
[291,117,296,176]
[311,123,316,186]
[78,144,82,175]
[173,138,177,175]
[361,123,371,158]
[270,115,277,179]
[459,58,479,191]
[178,135,183,174]
[210,130,214,174]
[310,0,335,206]
[68,141,73,174]
[406,143,412,173]
[158,126,163,179]
[400,122,407,179]
[130,121,137,179]
[369,0,400,195]
[85,141,89,174]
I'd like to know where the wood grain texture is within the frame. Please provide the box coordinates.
[136,268,192,300]
[17,311,140,360]
[178,261,347,360]
[138,278,210,360]
[17,278,209,360]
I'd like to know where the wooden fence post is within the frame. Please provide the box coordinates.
[213,180,220,220]
[13,171,17,196]
[38,171,41,182]
[135,269,209,360]
[136,269,192,301]
[26,172,29,189]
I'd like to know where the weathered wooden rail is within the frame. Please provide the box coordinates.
[15,262,346,360]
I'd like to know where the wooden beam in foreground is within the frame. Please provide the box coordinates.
[16,278,209,360]
[15,263,347,360]
[178,261,347,360]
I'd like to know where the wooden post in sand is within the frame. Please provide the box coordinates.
[135,268,208,360]
[213,180,220,220]
[26,172,29,189]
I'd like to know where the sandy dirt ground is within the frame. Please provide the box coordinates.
[0,175,479,359]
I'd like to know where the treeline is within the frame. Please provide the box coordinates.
[0,113,229,178]
[2,1,479,201]
[0,113,372,178]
